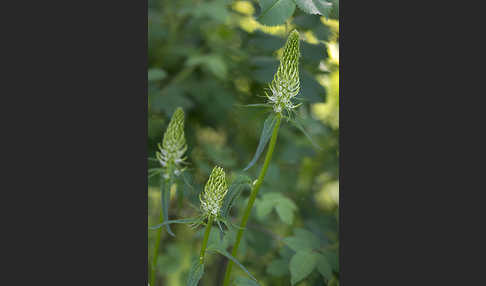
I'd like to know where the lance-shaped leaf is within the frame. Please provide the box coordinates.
[207,246,258,282]
[186,259,204,286]
[161,176,175,236]
[221,174,252,219]
[289,117,322,150]
[149,218,200,230]
[244,113,278,171]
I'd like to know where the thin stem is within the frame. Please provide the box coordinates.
[222,114,282,286]
[150,164,172,286]
[199,215,214,265]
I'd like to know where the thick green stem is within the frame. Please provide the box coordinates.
[150,164,172,286]
[199,216,214,265]
[222,114,282,286]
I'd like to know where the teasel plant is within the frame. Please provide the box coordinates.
[150,166,257,286]
[148,107,191,286]
[222,29,321,286]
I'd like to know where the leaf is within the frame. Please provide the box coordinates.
[148,68,167,81]
[234,103,273,109]
[255,193,297,224]
[289,250,318,285]
[208,247,258,282]
[283,228,320,252]
[295,0,333,17]
[275,198,297,224]
[149,218,199,230]
[316,254,333,280]
[293,14,321,29]
[257,0,296,26]
[233,276,260,286]
[290,117,322,150]
[186,260,204,286]
[186,54,228,79]
[161,178,175,236]
[221,175,252,218]
[267,259,289,277]
[244,113,278,171]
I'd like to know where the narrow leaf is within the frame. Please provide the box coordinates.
[186,260,204,286]
[161,177,175,236]
[208,247,258,282]
[290,117,322,150]
[244,114,278,171]
[221,175,252,218]
[149,218,199,230]
[234,103,273,108]
[233,276,260,286]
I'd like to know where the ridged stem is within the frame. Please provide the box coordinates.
[222,114,282,286]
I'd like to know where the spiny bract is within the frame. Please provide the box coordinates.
[267,30,301,115]
[199,166,228,218]
[156,107,187,178]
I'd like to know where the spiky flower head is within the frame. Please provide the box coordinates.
[199,166,228,218]
[267,30,301,115]
[156,107,187,177]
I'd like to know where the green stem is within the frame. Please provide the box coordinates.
[222,114,282,286]
[199,215,214,265]
[150,210,164,286]
[150,164,172,286]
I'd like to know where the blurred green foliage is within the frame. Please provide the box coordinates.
[148,0,339,285]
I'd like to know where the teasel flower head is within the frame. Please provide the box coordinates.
[156,107,187,178]
[267,30,301,115]
[199,166,228,219]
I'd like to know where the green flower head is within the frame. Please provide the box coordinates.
[199,166,228,218]
[267,30,301,115]
[156,107,187,177]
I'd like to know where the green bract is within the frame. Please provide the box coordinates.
[267,30,301,115]
[156,107,187,177]
[199,166,228,218]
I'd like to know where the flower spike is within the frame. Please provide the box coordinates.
[156,107,188,177]
[199,166,228,219]
[267,30,301,115]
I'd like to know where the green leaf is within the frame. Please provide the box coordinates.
[221,175,252,219]
[295,0,333,17]
[233,276,260,286]
[316,254,333,280]
[257,0,296,26]
[256,193,297,224]
[283,228,320,252]
[290,117,322,150]
[234,103,273,109]
[275,198,297,224]
[149,218,199,230]
[186,260,204,286]
[289,250,318,285]
[243,113,278,171]
[148,68,167,81]
[208,246,258,282]
[161,177,175,236]
[186,54,228,79]
[267,259,289,277]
